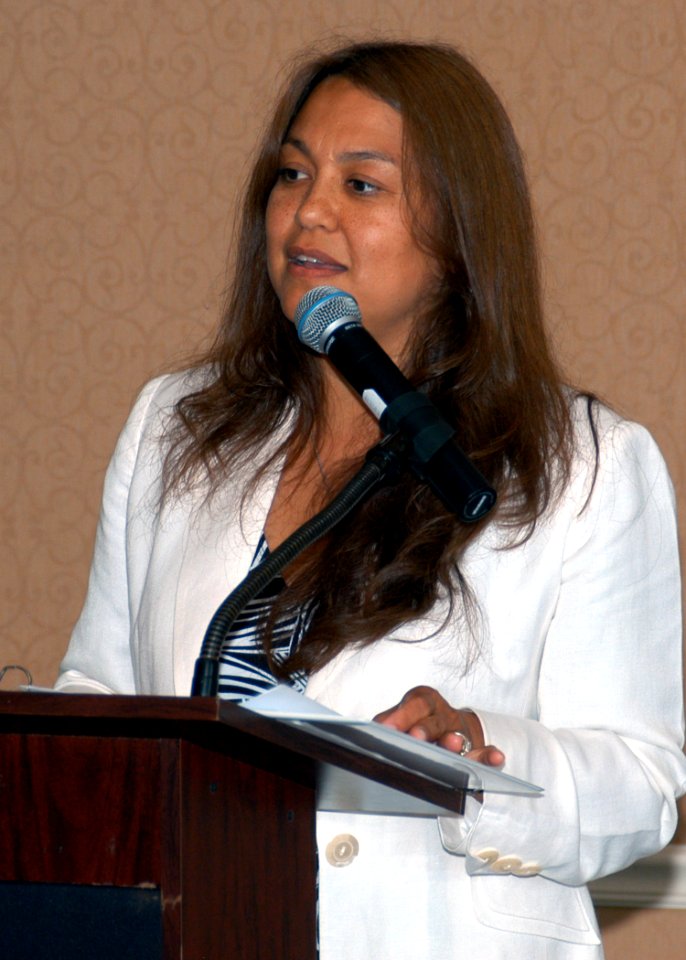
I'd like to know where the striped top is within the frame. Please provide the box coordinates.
[217,534,310,702]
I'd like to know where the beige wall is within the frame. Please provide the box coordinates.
[1,1,684,954]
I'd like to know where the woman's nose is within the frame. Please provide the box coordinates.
[296,180,338,230]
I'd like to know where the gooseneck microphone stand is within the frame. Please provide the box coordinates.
[191,433,407,697]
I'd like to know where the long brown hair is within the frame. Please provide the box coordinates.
[166,40,573,674]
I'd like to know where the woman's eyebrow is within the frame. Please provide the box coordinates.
[282,136,398,166]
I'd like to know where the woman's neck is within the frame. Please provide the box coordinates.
[264,363,379,553]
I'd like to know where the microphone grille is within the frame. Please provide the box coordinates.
[294,286,361,353]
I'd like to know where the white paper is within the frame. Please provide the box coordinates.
[244,684,542,796]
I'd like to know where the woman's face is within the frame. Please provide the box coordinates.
[266,77,439,360]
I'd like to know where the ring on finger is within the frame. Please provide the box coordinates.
[452,730,472,756]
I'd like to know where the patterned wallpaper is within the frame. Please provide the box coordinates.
[1,2,684,687]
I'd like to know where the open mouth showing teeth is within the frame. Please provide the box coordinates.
[290,253,344,268]
[293,255,326,265]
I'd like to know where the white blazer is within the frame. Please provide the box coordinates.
[57,372,686,959]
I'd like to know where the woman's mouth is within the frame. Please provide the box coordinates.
[288,249,346,272]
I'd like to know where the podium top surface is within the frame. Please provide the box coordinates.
[0,691,467,817]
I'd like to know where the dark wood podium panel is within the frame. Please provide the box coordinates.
[0,694,318,959]
[0,692,466,959]
[1,731,166,883]
[180,738,316,959]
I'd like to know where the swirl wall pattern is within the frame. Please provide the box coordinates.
[3,0,682,671]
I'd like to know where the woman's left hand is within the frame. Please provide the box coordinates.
[373,685,505,767]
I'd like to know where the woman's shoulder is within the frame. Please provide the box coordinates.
[114,366,212,443]
[568,392,668,466]
[104,366,212,475]
[565,391,674,514]
[132,365,214,415]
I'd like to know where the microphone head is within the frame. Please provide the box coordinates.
[294,286,361,354]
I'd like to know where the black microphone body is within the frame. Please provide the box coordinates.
[294,286,496,523]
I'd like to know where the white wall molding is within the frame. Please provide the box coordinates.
[590,845,686,910]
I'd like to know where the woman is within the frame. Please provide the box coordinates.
[56,41,685,957]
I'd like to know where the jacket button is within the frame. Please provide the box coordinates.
[473,847,500,865]
[512,861,541,877]
[325,833,359,867]
[491,855,522,874]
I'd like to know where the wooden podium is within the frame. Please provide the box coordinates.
[0,692,466,960]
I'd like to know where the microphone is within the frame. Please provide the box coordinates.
[294,286,496,523]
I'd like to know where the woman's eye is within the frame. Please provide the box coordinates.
[277,167,307,183]
[348,178,379,195]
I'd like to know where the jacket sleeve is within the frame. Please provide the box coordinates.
[54,376,169,694]
[440,413,686,886]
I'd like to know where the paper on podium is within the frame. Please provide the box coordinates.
[244,684,542,796]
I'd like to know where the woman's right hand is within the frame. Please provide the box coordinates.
[373,685,505,766]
